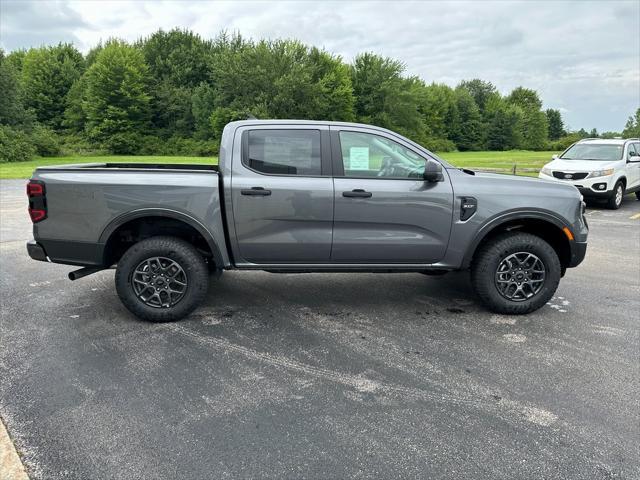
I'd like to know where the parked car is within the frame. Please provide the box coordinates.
[539,138,640,209]
[27,120,588,322]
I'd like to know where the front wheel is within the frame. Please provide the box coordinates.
[606,181,624,209]
[115,236,209,322]
[471,232,561,314]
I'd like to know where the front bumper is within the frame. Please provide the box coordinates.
[27,240,49,262]
[569,241,587,268]
[539,172,614,197]
[577,187,612,199]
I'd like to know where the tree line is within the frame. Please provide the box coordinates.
[1,29,639,162]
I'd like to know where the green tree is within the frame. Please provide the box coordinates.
[506,87,548,150]
[20,43,84,129]
[416,83,458,141]
[139,29,214,136]
[191,82,218,139]
[458,79,499,114]
[452,87,483,150]
[0,50,28,126]
[545,109,565,140]
[351,52,425,142]
[62,76,87,132]
[83,40,151,153]
[140,28,211,87]
[622,108,640,138]
[208,38,354,138]
[485,97,524,150]
[5,49,26,73]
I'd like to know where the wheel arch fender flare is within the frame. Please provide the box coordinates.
[98,208,225,267]
[461,209,569,269]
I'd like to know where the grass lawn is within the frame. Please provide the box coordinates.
[0,150,558,180]
[439,150,557,170]
[0,156,218,179]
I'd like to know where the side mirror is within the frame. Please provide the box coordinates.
[552,154,558,160]
[423,160,444,182]
[629,151,640,162]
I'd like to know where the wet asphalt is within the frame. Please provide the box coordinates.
[1,179,639,479]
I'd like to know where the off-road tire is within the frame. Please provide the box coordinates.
[115,236,208,322]
[471,232,561,314]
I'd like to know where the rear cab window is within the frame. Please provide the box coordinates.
[244,130,322,176]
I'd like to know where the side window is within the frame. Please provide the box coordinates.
[630,143,639,157]
[245,130,321,176]
[339,131,426,179]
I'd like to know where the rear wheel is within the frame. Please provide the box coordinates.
[115,236,209,322]
[635,191,640,201]
[606,181,624,209]
[471,232,561,314]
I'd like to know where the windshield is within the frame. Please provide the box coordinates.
[560,143,623,161]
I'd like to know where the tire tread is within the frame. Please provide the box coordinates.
[471,232,561,315]
[115,236,209,322]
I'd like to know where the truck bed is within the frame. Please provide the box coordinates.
[31,163,227,267]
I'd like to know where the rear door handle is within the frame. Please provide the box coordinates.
[241,187,271,196]
[342,189,372,198]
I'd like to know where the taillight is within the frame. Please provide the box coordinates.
[27,180,47,223]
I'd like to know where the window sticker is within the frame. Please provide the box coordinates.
[349,147,370,170]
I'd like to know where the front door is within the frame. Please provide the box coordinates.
[331,128,454,263]
[231,126,334,264]
[627,142,640,188]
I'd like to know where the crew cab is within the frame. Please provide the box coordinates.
[27,120,588,322]
[539,138,640,209]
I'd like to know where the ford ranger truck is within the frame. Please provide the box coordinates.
[26,120,588,322]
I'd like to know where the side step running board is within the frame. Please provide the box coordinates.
[68,266,106,281]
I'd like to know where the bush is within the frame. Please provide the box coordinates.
[138,135,219,156]
[0,125,36,162]
[30,125,62,156]
[547,133,581,151]
[60,133,105,156]
[102,132,143,155]
[423,137,457,153]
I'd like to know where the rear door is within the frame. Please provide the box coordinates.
[330,126,454,263]
[230,125,334,264]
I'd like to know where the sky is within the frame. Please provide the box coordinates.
[1,0,638,132]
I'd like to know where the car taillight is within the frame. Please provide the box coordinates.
[27,180,47,223]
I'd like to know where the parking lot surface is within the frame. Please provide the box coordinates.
[1,179,639,479]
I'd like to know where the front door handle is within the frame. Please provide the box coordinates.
[241,187,272,196]
[342,189,372,198]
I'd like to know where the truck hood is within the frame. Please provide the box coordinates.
[470,171,579,195]
[543,158,619,172]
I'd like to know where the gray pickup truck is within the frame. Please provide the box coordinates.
[27,120,588,321]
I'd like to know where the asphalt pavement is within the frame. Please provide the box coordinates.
[1,179,639,479]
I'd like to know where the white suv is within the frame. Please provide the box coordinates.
[539,138,640,209]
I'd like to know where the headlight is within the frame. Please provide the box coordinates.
[587,168,614,178]
[540,167,553,176]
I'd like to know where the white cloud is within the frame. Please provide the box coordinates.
[1,0,638,131]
